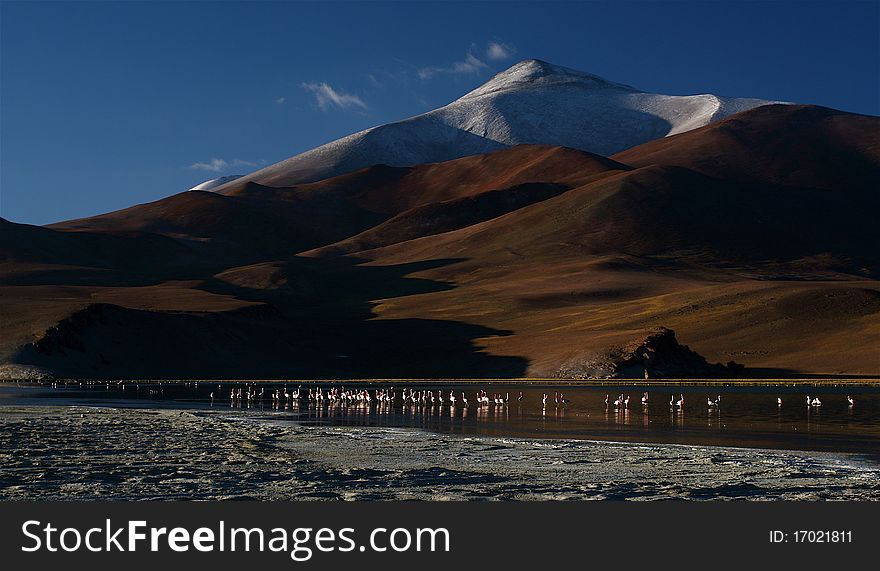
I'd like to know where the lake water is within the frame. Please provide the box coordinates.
[2,381,879,500]
[3,381,879,453]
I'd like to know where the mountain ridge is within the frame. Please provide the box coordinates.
[2,103,878,379]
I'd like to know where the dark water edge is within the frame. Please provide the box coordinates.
[2,380,879,455]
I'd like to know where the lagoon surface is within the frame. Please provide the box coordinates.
[1,381,879,500]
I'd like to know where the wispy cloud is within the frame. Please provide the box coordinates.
[190,158,228,173]
[366,73,384,89]
[418,41,514,80]
[418,52,488,80]
[301,81,368,111]
[486,41,514,61]
[189,158,260,173]
[275,96,286,104]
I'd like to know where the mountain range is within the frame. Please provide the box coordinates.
[1,60,878,379]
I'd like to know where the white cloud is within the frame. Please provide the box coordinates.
[418,52,488,80]
[190,158,260,172]
[189,158,228,173]
[301,82,368,111]
[275,96,286,104]
[486,41,514,61]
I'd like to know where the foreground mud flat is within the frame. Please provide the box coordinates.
[1,406,878,500]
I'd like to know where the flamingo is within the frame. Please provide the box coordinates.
[669,394,675,406]
[449,391,456,405]
[641,392,649,405]
[811,397,822,406]
[708,395,720,407]
[604,394,609,406]
[777,397,783,406]
[623,395,630,408]
[543,393,548,406]
[461,392,468,407]
[517,391,524,402]
[675,394,685,407]
[847,395,854,406]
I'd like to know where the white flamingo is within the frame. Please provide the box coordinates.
[641,392,648,405]
[847,395,854,406]
[777,397,783,406]
[675,394,685,407]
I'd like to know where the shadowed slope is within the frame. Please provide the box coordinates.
[9,257,527,379]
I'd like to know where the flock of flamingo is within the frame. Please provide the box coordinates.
[211,385,857,410]
[40,380,859,411]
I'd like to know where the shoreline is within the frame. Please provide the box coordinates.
[1,405,878,501]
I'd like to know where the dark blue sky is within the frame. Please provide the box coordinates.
[2,1,878,225]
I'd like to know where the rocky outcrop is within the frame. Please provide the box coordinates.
[555,327,745,379]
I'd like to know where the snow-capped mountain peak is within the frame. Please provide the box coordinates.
[460,59,637,100]
[212,59,786,192]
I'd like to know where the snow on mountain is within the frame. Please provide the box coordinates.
[214,59,784,192]
[189,175,244,191]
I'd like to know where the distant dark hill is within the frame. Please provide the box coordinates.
[48,188,385,261]
[612,104,880,191]
[0,217,191,273]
